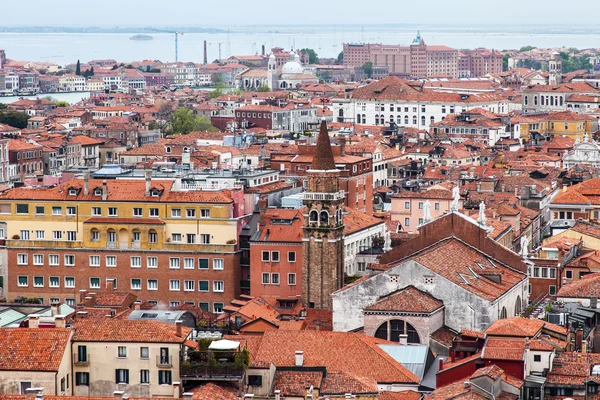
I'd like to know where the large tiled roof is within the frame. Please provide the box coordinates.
[343,207,385,236]
[321,370,378,395]
[272,371,323,396]
[379,391,422,400]
[557,272,600,298]
[72,319,190,343]
[485,317,544,337]
[365,286,443,314]
[0,328,71,371]
[188,383,238,400]
[482,338,526,361]
[252,208,303,243]
[551,189,591,205]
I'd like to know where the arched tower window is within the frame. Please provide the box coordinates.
[514,296,522,316]
[320,210,329,224]
[500,306,508,319]
[309,210,318,223]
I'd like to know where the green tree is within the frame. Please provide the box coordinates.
[54,101,70,108]
[502,54,510,71]
[319,70,332,83]
[519,45,536,52]
[208,81,227,99]
[257,85,271,92]
[170,108,217,134]
[337,51,344,64]
[301,48,319,64]
[75,60,81,76]
[362,61,373,78]
[0,111,30,129]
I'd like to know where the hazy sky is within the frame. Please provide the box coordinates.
[4,0,600,26]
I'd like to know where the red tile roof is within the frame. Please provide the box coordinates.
[379,391,422,400]
[365,286,443,313]
[188,383,238,400]
[485,317,544,337]
[311,120,336,170]
[0,328,71,371]
[72,319,190,343]
[557,272,600,298]
[272,371,323,396]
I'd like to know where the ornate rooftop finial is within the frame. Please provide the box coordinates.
[310,119,336,171]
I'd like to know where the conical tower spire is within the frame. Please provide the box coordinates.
[310,119,336,171]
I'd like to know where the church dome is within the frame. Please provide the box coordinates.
[281,60,303,75]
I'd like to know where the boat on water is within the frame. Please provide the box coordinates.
[129,34,154,41]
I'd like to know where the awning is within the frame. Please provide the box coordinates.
[208,339,240,351]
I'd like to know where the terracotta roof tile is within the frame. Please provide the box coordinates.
[73,319,190,343]
[365,286,443,313]
[189,383,238,400]
[0,328,71,372]
[485,317,544,337]
[272,371,323,396]
[311,120,336,170]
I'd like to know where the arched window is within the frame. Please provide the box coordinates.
[375,115,380,125]
[362,114,366,123]
[309,210,318,223]
[514,296,522,316]
[357,114,362,124]
[534,96,538,106]
[148,229,158,243]
[390,115,394,123]
[560,96,564,106]
[430,116,435,125]
[524,95,529,106]
[397,116,402,124]
[541,96,545,106]
[320,210,329,224]
[166,146,171,153]
[374,320,420,344]
[412,116,417,125]
[107,229,116,245]
[405,116,409,125]
[421,116,426,126]
[90,228,100,242]
[500,306,507,319]
[338,109,344,118]
[550,96,554,106]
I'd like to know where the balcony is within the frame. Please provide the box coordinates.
[156,355,172,368]
[107,242,117,249]
[240,257,250,266]
[181,350,245,381]
[303,191,345,202]
[240,280,250,290]
[7,239,83,249]
[74,354,90,366]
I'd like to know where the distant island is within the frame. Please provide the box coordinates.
[0,26,227,34]
[130,34,154,41]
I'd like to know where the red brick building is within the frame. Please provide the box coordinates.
[8,139,43,179]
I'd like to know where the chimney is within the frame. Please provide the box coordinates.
[25,388,44,399]
[258,198,268,226]
[84,293,97,308]
[134,300,142,310]
[463,381,471,388]
[203,40,208,65]
[54,315,66,329]
[113,391,125,400]
[274,390,281,400]
[107,279,115,293]
[592,297,598,309]
[175,320,183,337]
[76,311,88,319]
[295,350,304,366]
[172,382,181,398]
[102,180,108,201]
[79,289,87,303]
[182,393,193,400]
[28,315,40,329]
[450,349,456,363]
[182,149,191,166]
[145,170,152,196]
[576,328,583,351]
[173,173,182,192]
[438,358,444,371]
[398,334,408,345]
[50,301,61,317]
[563,184,568,192]
[583,341,588,354]
[338,135,346,156]
[83,171,90,196]
[262,45,265,56]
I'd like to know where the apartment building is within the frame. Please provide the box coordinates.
[0,173,245,313]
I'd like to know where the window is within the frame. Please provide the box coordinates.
[65,276,75,288]
[140,370,150,384]
[147,279,158,290]
[171,208,181,217]
[262,272,270,284]
[108,207,118,216]
[149,208,159,217]
[91,229,99,241]
[213,258,224,270]
[533,267,540,278]
[89,255,100,267]
[169,258,180,269]
[418,202,423,209]
[17,254,28,265]
[118,346,127,358]
[35,230,45,239]
[76,372,89,386]
[199,258,209,269]
[213,303,224,314]
[67,231,77,241]
[133,207,143,217]
[140,347,149,359]
[171,233,182,242]
[149,230,158,243]
[213,280,224,292]
[288,252,296,262]
[34,276,44,287]
[158,370,172,385]
[549,285,556,295]
[186,234,196,244]
[271,251,280,262]
[16,204,29,214]
[169,279,180,291]
[200,234,210,244]
[90,278,100,289]
[66,206,76,216]
[131,279,141,290]
[404,218,410,227]
[288,273,296,285]
[550,268,556,279]
[184,258,195,269]
[186,209,196,218]
[200,209,210,218]
[199,302,209,311]
[20,230,30,240]
[262,251,270,262]
[52,206,62,215]
[35,206,45,215]
[271,273,280,285]
[53,230,62,240]
[541,268,548,278]
[32,254,44,265]
[435,203,440,210]
[18,276,28,287]
[49,276,60,288]
[115,369,129,384]
[105,255,116,268]
[184,280,195,291]
[64,255,75,266]
[534,354,541,362]
[130,256,141,268]
[92,207,101,216]
[248,375,263,386]
[147,256,158,269]
[199,280,209,292]
[565,270,573,279]
[404,201,410,209]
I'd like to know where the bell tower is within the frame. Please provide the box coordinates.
[549,52,563,86]
[302,120,345,309]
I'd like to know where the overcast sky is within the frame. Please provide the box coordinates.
[4,0,599,26]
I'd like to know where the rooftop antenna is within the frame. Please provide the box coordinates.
[173,32,184,62]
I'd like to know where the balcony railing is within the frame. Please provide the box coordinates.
[74,354,90,366]
[303,191,345,202]
[156,355,173,368]
[180,364,244,380]
[107,241,117,249]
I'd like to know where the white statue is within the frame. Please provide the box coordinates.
[583,133,589,143]
[520,236,530,258]
[424,200,432,223]
[478,201,487,226]
[384,230,392,252]
[575,137,581,145]
[451,186,460,211]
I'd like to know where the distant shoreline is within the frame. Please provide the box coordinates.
[0,27,226,34]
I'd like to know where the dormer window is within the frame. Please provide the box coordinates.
[150,189,159,197]
[93,188,102,196]
[68,189,77,196]
[166,146,171,153]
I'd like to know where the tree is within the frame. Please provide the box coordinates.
[362,61,373,79]
[54,101,70,108]
[257,85,271,92]
[337,51,344,64]
[208,81,227,99]
[301,48,319,64]
[502,54,510,71]
[519,45,536,53]
[170,108,217,134]
[0,111,30,129]
[319,70,332,83]
[75,60,81,76]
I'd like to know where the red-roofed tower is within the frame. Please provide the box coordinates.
[302,120,345,309]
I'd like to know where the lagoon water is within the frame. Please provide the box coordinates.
[1,24,600,66]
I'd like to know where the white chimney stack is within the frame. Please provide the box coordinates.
[274,390,281,400]
[102,180,108,201]
[83,171,90,196]
[295,350,304,366]
[145,170,152,196]
[28,315,40,329]
[182,393,193,400]
[398,334,408,345]
[113,391,125,400]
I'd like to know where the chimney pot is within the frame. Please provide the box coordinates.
[113,391,125,400]
[102,180,108,201]
[274,390,281,400]
[83,171,90,196]
[28,315,40,329]
[55,315,66,329]
[398,334,408,345]
[175,320,183,337]
[295,350,304,366]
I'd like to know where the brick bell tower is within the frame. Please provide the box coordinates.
[302,120,345,309]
